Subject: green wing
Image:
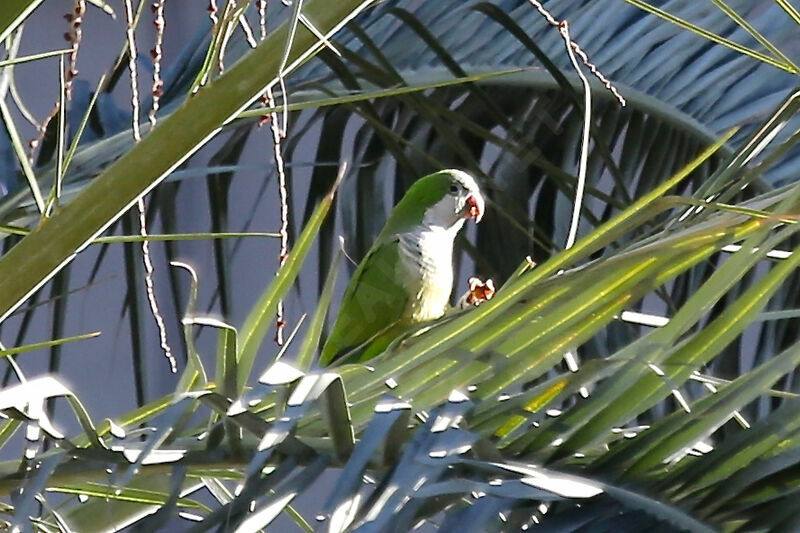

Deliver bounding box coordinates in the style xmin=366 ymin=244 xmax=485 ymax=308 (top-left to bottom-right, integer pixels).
xmin=319 ymin=238 xmax=410 ymax=366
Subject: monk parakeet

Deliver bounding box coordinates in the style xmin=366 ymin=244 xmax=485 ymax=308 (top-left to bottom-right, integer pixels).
xmin=319 ymin=169 xmax=484 ymax=366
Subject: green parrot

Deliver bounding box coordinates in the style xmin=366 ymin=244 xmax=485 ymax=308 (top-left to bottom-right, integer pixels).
xmin=319 ymin=169 xmax=485 ymax=366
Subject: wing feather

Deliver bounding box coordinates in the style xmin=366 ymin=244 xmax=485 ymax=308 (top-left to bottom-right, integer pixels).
xmin=319 ymin=238 xmax=409 ymax=365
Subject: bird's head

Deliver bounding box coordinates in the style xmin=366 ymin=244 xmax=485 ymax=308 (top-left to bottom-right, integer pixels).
xmin=422 ymin=170 xmax=484 ymax=230
xmin=379 ymin=169 xmax=485 ymax=238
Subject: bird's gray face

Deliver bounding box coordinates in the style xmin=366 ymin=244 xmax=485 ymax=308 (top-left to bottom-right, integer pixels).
xmin=424 ymin=170 xmax=485 ymax=229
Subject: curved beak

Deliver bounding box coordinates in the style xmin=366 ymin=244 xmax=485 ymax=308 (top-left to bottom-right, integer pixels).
xmin=464 ymin=194 xmax=484 ymax=223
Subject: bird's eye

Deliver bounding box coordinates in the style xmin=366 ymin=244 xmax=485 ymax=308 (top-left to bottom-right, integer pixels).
xmin=449 ymin=184 xmax=459 ymax=193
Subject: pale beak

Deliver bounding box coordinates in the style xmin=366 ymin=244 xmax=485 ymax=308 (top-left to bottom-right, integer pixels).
xmin=464 ymin=194 xmax=484 ymax=223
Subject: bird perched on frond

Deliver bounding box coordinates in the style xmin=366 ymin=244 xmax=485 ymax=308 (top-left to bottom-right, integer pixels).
xmin=319 ymin=169 xmax=485 ymax=366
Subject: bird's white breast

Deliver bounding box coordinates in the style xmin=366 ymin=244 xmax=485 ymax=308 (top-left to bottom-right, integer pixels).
xmin=398 ymin=224 xmax=460 ymax=322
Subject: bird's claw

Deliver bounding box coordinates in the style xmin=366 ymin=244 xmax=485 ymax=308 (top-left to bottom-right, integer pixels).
xmin=458 ymin=277 xmax=495 ymax=309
